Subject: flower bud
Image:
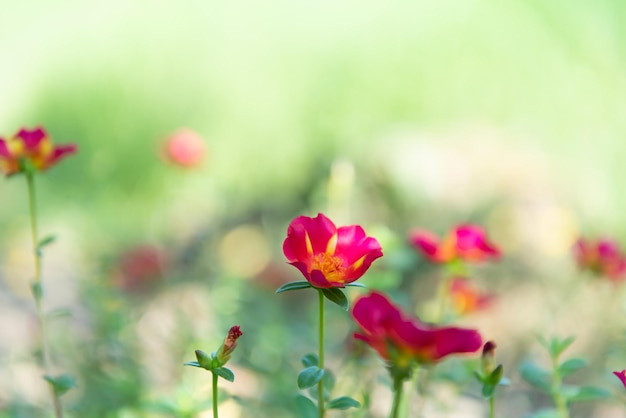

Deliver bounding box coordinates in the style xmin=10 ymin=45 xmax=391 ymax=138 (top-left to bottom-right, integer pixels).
xmin=215 ymin=325 xmax=243 ymax=366
xmin=482 ymin=341 xmax=497 ymax=375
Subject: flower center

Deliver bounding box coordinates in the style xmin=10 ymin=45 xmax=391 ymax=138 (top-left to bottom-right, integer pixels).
xmin=311 ymin=253 xmax=346 ymax=283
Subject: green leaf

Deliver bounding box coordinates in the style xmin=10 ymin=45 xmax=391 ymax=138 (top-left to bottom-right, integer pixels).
xmin=321 ymin=288 xmax=348 ymax=311
xmin=323 ymin=370 xmax=336 ymax=391
xmin=30 ymin=282 xmax=43 ymax=300
xmin=294 ymin=395 xmax=317 ymax=418
xmin=519 ymin=361 xmax=551 ymax=392
xmin=47 ymin=307 xmax=73 ymax=319
xmin=528 ymin=409 xmax=561 ymax=418
xmin=37 ymin=235 xmax=56 ymax=250
xmin=482 ymin=382 xmax=496 ymax=398
xmin=566 ymin=386 xmax=610 ymax=402
xmin=545 ymin=336 xmax=575 ymax=358
xmin=473 ymin=371 xmax=485 ymax=384
xmin=275 ymin=281 xmax=312 ymax=294
xmin=301 ymin=353 xmax=318 ymax=368
xmin=184 ymin=361 xmax=201 ymax=368
xmin=558 ymin=358 xmax=587 ymax=377
xmin=43 ymin=374 xmax=76 ymax=397
xmin=327 ymin=396 xmax=361 ymax=410
xmin=344 ymin=283 xmax=366 ymax=288
xmin=214 ymin=367 xmax=235 ymax=383
xmin=194 ymin=349 xmax=215 ymax=369
xmin=487 ymin=365 xmax=504 ymax=385
xmin=298 ymin=366 xmax=325 ymax=389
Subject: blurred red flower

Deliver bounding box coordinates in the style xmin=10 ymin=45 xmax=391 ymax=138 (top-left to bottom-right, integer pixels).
xmin=449 ymin=278 xmax=493 ymax=315
xmin=0 ymin=126 xmax=77 ymax=176
xmin=112 ymin=245 xmax=168 ymax=292
xmin=162 ymin=128 xmax=206 ymax=168
xmin=614 ymin=370 xmax=626 ymax=388
xmin=282 ymin=213 xmax=383 ymax=288
xmin=573 ymin=238 xmax=626 ymax=281
xmin=409 ymin=224 xmax=500 ymax=264
xmin=351 ymin=291 xmax=482 ymax=366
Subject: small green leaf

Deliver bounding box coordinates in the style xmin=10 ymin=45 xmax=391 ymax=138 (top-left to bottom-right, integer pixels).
xmin=546 ymin=336 xmax=575 ymax=358
xmin=519 ymin=361 xmax=551 ymax=392
xmin=276 ymin=281 xmax=312 ymax=294
xmin=31 ymin=282 xmax=43 ymax=300
xmin=528 ymin=409 xmax=561 ymax=418
xmin=327 ymin=396 xmax=361 ymax=410
xmin=43 ymin=374 xmax=76 ymax=397
xmin=323 ymin=370 xmax=336 ymax=391
xmin=47 ymin=307 xmax=73 ymax=319
xmin=487 ymin=365 xmax=504 ymax=385
xmin=301 ymin=353 xmax=318 ymax=368
xmin=321 ymin=288 xmax=348 ymax=311
xmin=558 ymin=358 xmax=587 ymax=377
xmin=298 ymin=366 xmax=324 ymax=389
xmin=184 ymin=361 xmax=201 ymax=368
xmin=194 ymin=349 xmax=214 ymax=370
xmin=294 ymin=395 xmax=317 ymax=418
xmin=566 ymin=386 xmax=610 ymax=402
xmin=473 ymin=370 xmax=485 ymax=384
xmin=214 ymin=367 xmax=235 ymax=382
xmin=482 ymin=382 xmax=496 ymax=398
xmin=344 ymin=283 xmax=366 ymax=288
xmin=37 ymin=235 xmax=56 ymax=250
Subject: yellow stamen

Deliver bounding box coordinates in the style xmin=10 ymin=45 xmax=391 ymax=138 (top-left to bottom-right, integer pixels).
xmin=311 ymin=253 xmax=345 ymax=283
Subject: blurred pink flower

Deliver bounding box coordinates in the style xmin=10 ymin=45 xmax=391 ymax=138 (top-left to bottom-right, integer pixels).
xmin=613 ymin=370 xmax=626 ymax=388
xmin=409 ymin=224 xmax=500 ymax=264
xmin=0 ymin=126 xmax=76 ymax=176
xmin=351 ymin=291 xmax=482 ymax=366
xmin=283 ymin=213 xmax=383 ymax=288
xmin=449 ymin=278 xmax=493 ymax=315
xmin=573 ymin=238 xmax=626 ymax=281
xmin=162 ymin=128 xmax=206 ymax=167
xmin=112 ymin=245 xmax=168 ymax=292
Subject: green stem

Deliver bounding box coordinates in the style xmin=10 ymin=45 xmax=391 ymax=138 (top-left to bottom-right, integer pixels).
xmin=489 ymin=396 xmax=495 ymax=418
xmin=26 ymin=173 xmax=63 ymax=418
xmin=317 ymin=289 xmax=325 ymax=418
xmin=389 ymin=377 xmax=404 ymax=418
xmin=551 ymin=353 xmax=569 ymax=418
xmin=212 ymin=371 xmax=219 ymax=418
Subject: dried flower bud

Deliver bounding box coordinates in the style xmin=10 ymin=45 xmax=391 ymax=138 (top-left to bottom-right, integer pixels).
xmin=482 ymin=341 xmax=497 ymax=375
xmin=215 ymin=325 xmax=243 ymax=366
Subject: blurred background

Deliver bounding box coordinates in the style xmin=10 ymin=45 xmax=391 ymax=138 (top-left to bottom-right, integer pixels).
xmin=2 ymin=0 xmax=626 ymax=416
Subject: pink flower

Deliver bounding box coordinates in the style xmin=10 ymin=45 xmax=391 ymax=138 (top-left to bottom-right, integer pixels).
xmin=162 ymin=128 xmax=206 ymax=167
xmin=0 ymin=126 xmax=77 ymax=176
xmin=409 ymin=224 xmax=500 ymax=264
xmin=613 ymin=370 xmax=626 ymax=388
xmin=574 ymin=238 xmax=626 ymax=281
xmin=449 ymin=278 xmax=493 ymax=315
xmin=351 ymin=291 xmax=482 ymax=366
xmin=282 ymin=213 xmax=383 ymax=288
xmin=112 ymin=245 xmax=168 ymax=292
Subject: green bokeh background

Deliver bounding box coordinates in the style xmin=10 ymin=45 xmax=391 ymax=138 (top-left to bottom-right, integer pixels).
xmin=2 ymin=1 xmax=626 ymax=417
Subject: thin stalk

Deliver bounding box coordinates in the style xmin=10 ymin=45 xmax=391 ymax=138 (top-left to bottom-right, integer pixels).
xmin=489 ymin=396 xmax=495 ymax=418
xmin=26 ymin=172 xmax=63 ymax=418
xmin=317 ymin=289 xmax=325 ymax=418
xmin=551 ymin=355 xmax=569 ymax=418
xmin=389 ymin=377 xmax=404 ymax=418
xmin=212 ymin=371 xmax=219 ymax=418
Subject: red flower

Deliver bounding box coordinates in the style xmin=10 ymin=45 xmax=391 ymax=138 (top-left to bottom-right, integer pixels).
xmin=0 ymin=126 xmax=76 ymax=176
xmin=282 ymin=213 xmax=383 ymax=288
xmin=162 ymin=128 xmax=206 ymax=168
xmin=573 ymin=238 xmax=626 ymax=281
xmin=409 ymin=224 xmax=500 ymax=264
xmin=614 ymin=370 xmax=626 ymax=388
xmin=351 ymin=291 xmax=482 ymax=366
xmin=449 ymin=278 xmax=493 ymax=315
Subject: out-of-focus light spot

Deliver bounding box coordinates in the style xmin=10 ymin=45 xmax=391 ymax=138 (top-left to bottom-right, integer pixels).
xmin=219 ymin=225 xmax=270 ymax=279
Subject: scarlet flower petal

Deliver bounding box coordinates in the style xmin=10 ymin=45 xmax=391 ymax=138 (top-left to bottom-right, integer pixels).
xmin=15 ymin=127 xmax=47 ymax=150
xmin=614 ymin=370 xmax=626 ymax=389
xmin=408 ymin=229 xmax=441 ymax=262
xmin=352 ymin=291 xmax=482 ymax=366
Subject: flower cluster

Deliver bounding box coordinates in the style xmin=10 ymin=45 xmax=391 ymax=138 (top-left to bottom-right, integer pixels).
xmin=351 ymin=291 xmax=482 ymax=370
xmin=409 ymin=224 xmax=500 ymax=264
xmin=573 ymin=237 xmax=626 ymax=281
xmin=282 ymin=213 xmax=383 ymax=288
xmin=0 ymin=126 xmax=76 ymax=176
